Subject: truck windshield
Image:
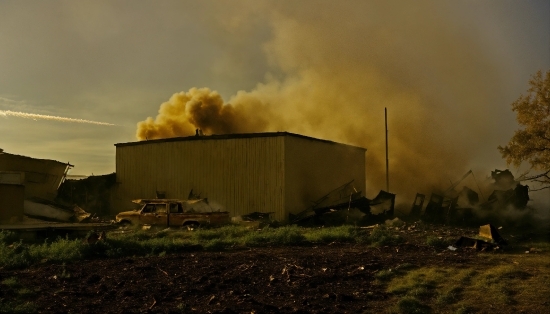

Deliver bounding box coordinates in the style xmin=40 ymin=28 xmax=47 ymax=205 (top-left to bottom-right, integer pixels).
xmin=142 ymin=203 xmax=167 ymax=213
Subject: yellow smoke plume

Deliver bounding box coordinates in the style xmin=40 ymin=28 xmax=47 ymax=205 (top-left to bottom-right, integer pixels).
xmin=136 ymin=1 xmax=509 ymax=198
xmin=136 ymin=88 xmax=273 ymax=140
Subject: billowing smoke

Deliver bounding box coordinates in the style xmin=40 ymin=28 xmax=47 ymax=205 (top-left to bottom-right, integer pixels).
xmin=136 ymin=1 xmax=528 ymax=200
xmin=0 ymin=110 xmax=114 ymax=126
xmin=136 ymin=88 xmax=274 ymax=139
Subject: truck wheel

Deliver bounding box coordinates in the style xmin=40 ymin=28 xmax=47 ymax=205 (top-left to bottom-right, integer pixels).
xmin=119 ymin=220 xmax=132 ymax=227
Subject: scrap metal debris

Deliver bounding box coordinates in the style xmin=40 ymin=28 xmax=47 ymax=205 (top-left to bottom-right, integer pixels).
xmin=232 ymin=212 xmax=276 ymax=228
xmin=454 ymin=223 xmax=506 ymax=251
xmin=24 ymin=197 xmax=92 ymax=223
xmin=291 ymin=181 xmax=395 ymax=226
xmin=413 ymin=169 xmax=530 ymax=226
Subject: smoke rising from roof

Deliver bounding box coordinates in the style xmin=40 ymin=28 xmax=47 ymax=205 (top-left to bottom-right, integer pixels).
xmin=136 ymin=1 xmax=544 ymax=198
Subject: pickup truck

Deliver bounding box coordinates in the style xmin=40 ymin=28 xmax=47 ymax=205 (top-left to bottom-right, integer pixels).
xmin=115 ymin=199 xmax=230 ymax=228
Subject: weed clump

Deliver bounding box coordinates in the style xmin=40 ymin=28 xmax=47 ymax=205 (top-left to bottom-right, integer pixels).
xmin=368 ymin=226 xmax=403 ymax=246
xmin=425 ymin=236 xmax=450 ymax=249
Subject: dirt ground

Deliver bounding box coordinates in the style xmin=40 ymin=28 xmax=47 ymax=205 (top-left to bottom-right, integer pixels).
xmin=1 ymin=225 xmax=548 ymax=314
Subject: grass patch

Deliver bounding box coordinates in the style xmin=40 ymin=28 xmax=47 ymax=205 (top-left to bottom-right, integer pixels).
xmin=379 ymin=258 xmax=546 ymax=313
xmin=0 ymin=273 xmax=37 ymax=313
xmin=304 ymin=225 xmax=358 ymax=243
xmin=367 ymin=226 xmax=404 ymax=246
xmin=425 ymin=236 xmax=450 ymax=249
xmin=1 ymin=277 xmax=18 ymax=287
xmin=392 ymin=296 xmax=431 ymax=314
xmin=0 ymin=300 xmax=37 ymax=314
xmin=386 ymin=268 xmax=441 ymax=295
xmin=243 ymin=226 xmax=305 ymax=246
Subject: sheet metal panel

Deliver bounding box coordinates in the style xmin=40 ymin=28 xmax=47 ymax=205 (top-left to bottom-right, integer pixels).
xmin=284 ymin=136 xmax=366 ymax=216
xmin=115 ymin=136 xmax=286 ymax=220
xmin=0 ymin=153 xmax=69 ymax=201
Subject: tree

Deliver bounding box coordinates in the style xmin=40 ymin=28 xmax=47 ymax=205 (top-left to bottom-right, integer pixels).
xmin=498 ymin=70 xmax=550 ymax=190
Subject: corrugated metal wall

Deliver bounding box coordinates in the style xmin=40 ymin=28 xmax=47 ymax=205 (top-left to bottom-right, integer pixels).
xmin=0 ymin=153 xmax=69 ymax=201
xmin=114 ymin=136 xmax=286 ymax=220
xmin=284 ymin=136 xmax=366 ymax=217
xmin=114 ymin=133 xmax=366 ymax=222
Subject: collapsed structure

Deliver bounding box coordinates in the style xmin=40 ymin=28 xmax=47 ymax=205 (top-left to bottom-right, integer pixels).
xmin=291 ymin=180 xmax=395 ymax=226
xmin=113 ymin=132 xmax=367 ymax=222
xmin=412 ymin=169 xmax=530 ymax=225
xmin=0 ymin=150 xmax=90 ymax=223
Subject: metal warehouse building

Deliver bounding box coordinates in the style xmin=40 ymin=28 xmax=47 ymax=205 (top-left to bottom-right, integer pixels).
xmin=112 ymin=132 xmax=366 ymax=222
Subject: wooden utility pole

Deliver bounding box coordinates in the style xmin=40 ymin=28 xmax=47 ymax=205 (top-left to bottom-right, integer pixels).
xmin=385 ymin=107 xmax=389 ymax=192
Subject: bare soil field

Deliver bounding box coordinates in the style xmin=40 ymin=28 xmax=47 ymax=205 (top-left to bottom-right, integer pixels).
xmin=1 ymin=225 xmax=549 ymax=314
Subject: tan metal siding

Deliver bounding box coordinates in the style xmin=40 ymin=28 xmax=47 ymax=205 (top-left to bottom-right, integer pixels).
xmin=114 ymin=137 xmax=286 ymax=221
xmin=284 ymin=136 xmax=366 ymax=217
xmin=0 ymin=153 xmax=68 ymax=201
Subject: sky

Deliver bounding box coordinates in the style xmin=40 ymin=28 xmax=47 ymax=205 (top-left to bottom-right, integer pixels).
xmin=0 ymin=0 xmax=549 ymax=202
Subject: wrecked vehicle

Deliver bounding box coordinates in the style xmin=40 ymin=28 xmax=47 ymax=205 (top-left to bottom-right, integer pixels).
xmin=115 ymin=199 xmax=230 ymax=228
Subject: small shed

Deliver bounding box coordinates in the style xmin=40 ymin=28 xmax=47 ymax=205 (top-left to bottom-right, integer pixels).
xmin=113 ymin=132 xmax=366 ymax=222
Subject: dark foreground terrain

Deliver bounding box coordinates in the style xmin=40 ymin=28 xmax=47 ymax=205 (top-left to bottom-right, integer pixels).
xmin=1 ymin=225 xmax=549 ymax=314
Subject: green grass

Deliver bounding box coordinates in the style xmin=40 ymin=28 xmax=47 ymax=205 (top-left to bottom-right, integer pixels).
xmin=425 ymin=236 xmax=450 ymax=249
xmin=0 ymin=300 xmax=37 ymax=314
xmin=392 ymin=296 xmax=431 ymax=314
xmin=367 ymin=226 xmax=404 ymax=246
xmin=376 ymin=253 xmax=550 ymax=314
xmin=0 ymin=225 xmax=409 ymax=269
xmin=0 ymin=273 xmax=37 ymax=313
xmin=303 ymin=225 xmax=359 ymax=243
xmin=1 ymin=277 xmax=18 ymax=287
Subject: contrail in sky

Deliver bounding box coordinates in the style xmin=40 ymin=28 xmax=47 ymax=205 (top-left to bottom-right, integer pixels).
xmin=0 ymin=110 xmax=114 ymax=126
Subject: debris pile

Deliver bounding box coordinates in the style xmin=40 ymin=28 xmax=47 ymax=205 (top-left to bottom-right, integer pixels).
xmin=413 ymin=169 xmax=531 ymax=226
xmin=232 ymin=212 xmax=276 ymax=229
xmin=291 ymin=181 xmax=395 ymax=226
xmin=454 ymin=224 xmax=506 ymax=251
